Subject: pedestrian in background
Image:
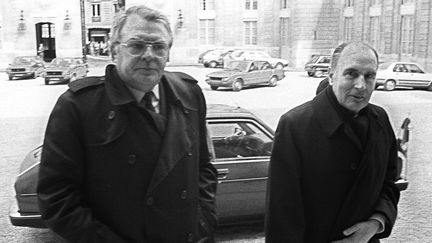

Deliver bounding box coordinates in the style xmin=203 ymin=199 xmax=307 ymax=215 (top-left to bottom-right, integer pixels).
xmin=37 ymin=43 xmax=44 ymax=60
xmin=37 ymin=5 xmax=217 ymax=243
xmin=266 ymin=42 xmax=400 ymax=243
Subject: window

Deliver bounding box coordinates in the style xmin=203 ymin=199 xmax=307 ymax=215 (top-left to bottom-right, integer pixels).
xmin=345 ymin=0 xmax=354 ymax=7
xmin=244 ymin=21 xmax=257 ymax=45
xmin=245 ymin=0 xmax=258 ymax=10
xmin=199 ymin=19 xmax=215 ymax=45
xmin=369 ymin=16 xmax=380 ymax=48
xmin=280 ymin=17 xmax=290 ymax=46
xmin=281 ymin=0 xmax=288 ymax=9
xmin=344 ymin=17 xmax=353 ymax=40
xmin=370 ymin=0 xmax=381 ymax=5
xmin=200 ymin=0 xmax=215 ymax=10
xmin=406 ymin=64 xmax=424 ymax=73
xmin=208 ymin=121 xmax=273 ymax=159
xmin=92 ymin=4 xmax=100 ymax=17
xmin=401 ymin=15 xmax=414 ymax=54
xmin=393 ymin=64 xmax=408 ymax=72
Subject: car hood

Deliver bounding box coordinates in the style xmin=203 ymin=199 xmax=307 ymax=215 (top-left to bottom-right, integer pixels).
xmin=208 ymin=70 xmax=242 ymax=78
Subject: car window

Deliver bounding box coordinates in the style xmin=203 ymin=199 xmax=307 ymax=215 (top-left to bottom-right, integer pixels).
xmin=232 ymin=51 xmax=244 ymax=58
xmin=208 ymin=121 xmax=273 ymax=159
xmin=393 ymin=64 xmax=408 ymax=72
xmin=406 ymin=64 xmax=424 ymax=73
xmin=318 ymin=57 xmax=331 ymax=64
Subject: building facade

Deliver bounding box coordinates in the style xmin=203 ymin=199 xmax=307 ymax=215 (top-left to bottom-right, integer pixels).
xmin=339 ymin=0 xmax=432 ymax=71
xmin=1 ymin=0 xmax=431 ymax=70
xmin=0 ymin=0 xmax=83 ymax=68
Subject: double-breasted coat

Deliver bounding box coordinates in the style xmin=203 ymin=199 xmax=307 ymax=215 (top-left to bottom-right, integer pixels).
xmin=266 ymin=87 xmax=400 ymax=243
xmin=37 ymin=65 xmax=217 ymax=243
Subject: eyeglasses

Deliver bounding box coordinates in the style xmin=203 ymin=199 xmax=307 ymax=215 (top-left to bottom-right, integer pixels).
xmin=119 ymin=41 xmax=169 ymax=57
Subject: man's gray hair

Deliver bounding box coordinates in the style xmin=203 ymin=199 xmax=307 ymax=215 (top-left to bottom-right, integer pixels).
xmin=329 ymin=42 xmax=379 ymax=75
xmin=109 ymin=5 xmax=173 ymax=56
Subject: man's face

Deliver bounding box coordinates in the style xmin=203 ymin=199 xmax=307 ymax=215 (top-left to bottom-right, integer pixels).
xmin=330 ymin=45 xmax=378 ymax=114
xmin=113 ymin=14 xmax=171 ymax=92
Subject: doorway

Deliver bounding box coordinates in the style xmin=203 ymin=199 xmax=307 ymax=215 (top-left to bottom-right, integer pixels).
xmin=35 ymin=22 xmax=56 ymax=62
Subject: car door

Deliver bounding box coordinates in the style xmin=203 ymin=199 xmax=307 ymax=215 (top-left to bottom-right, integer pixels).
xmin=392 ymin=64 xmax=411 ymax=84
xmin=404 ymin=64 xmax=431 ymax=87
xmin=248 ymin=61 xmax=264 ymax=85
xmin=207 ymin=118 xmax=273 ymax=223
xmin=241 ymin=62 xmax=257 ymax=86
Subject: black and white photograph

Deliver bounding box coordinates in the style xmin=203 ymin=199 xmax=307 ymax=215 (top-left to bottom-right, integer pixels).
xmin=0 ymin=0 xmax=431 ymax=242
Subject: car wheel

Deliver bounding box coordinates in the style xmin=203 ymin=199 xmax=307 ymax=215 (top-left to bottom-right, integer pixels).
xmin=210 ymin=85 xmax=218 ymax=90
xmin=232 ymin=79 xmax=243 ymax=91
xmin=314 ymin=70 xmax=324 ymax=78
xmin=203 ymin=63 xmax=209 ymax=68
xmin=44 ymin=78 xmax=49 ymax=85
xmin=307 ymin=72 xmax=314 ymax=77
xmin=275 ymin=63 xmax=284 ymax=70
xmin=269 ymin=76 xmax=278 ymax=87
xmin=384 ymin=80 xmax=396 ymax=91
xmin=209 ymin=61 xmax=217 ymax=68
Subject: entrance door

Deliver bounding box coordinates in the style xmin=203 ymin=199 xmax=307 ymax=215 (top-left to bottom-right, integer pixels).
xmin=35 ymin=23 xmax=56 ymax=62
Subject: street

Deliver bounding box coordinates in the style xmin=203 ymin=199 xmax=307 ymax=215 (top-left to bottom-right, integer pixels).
xmin=0 ymin=64 xmax=431 ymax=242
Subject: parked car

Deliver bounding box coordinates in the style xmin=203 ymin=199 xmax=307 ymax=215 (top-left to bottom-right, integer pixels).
xmin=197 ymin=49 xmax=215 ymax=64
xmin=229 ymin=50 xmax=289 ymax=69
xmin=205 ymin=60 xmax=285 ymax=91
xmin=304 ymin=54 xmax=331 ymax=77
xmin=376 ymin=62 xmax=432 ymax=91
xmin=201 ymin=49 xmax=234 ymax=68
xmin=9 ymin=104 xmax=410 ymax=227
xmin=43 ymin=57 xmax=88 ymax=85
xmin=5 ymin=56 xmax=45 ymax=80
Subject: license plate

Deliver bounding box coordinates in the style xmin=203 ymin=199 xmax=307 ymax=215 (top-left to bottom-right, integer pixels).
xmin=49 ymin=78 xmax=60 ymax=81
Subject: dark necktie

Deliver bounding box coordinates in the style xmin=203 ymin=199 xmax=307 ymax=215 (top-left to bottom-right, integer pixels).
xmin=142 ymin=91 xmax=155 ymax=112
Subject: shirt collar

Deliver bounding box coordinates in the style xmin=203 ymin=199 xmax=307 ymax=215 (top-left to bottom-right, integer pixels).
xmin=127 ymin=83 xmax=160 ymax=104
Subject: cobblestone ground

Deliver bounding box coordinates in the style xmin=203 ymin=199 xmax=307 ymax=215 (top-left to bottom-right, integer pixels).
xmin=0 ymin=65 xmax=431 ymax=242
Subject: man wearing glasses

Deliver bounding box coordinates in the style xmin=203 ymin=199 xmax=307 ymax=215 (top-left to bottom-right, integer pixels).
xmin=37 ymin=5 xmax=217 ymax=243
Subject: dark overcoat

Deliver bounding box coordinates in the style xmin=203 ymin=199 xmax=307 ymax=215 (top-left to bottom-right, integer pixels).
xmin=37 ymin=65 xmax=217 ymax=243
xmin=266 ymin=87 xmax=400 ymax=243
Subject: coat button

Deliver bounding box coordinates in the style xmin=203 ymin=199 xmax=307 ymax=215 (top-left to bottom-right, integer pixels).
xmin=186 ymin=232 xmax=194 ymax=242
xmin=187 ymin=152 xmax=192 ymax=157
xmin=350 ymin=162 xmax=358 ymax=170
xmin=183 ymin=109 xmax=190 ymax=115
xmin=146 ymin=197 xmax=154 ymax=206
xmin=180 ymin=190 xmax=187 ymax=200
xmin=127 ymin=154 xmax=136 ymax=164
xmin=108 ymin=110 xmax=115 ymax=120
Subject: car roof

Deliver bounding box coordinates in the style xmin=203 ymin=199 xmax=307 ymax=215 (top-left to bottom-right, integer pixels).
xmin=207 ymin=104 xmax=257 ymax=119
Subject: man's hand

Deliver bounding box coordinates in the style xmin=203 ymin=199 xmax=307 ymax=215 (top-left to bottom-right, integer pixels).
xmin=331 ymin=220 xmax=380 ymax=243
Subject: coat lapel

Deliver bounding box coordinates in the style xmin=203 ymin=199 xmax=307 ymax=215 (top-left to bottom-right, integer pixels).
xmin=146 ymin=73 xmax=196 ymax=194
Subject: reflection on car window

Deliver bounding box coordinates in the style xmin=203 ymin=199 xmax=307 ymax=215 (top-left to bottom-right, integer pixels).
xmin=208 ymin=121 xmax=273 ymax=159
xmin=406 ymin=64 xmax=424 ymax=73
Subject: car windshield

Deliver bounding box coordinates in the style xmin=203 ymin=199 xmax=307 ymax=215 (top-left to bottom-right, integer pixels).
xmin=378 ymin=62 xmax=392 ymax=70
xmin=50 ymin=58 xmax=73 ymax=67
xmin=225 ymin=61 xmax=249 ymax=71
xmin=12 ymin=57 xmax=35 ymax=65
xmin=309 ymin=55 xmax=320 ymax=63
